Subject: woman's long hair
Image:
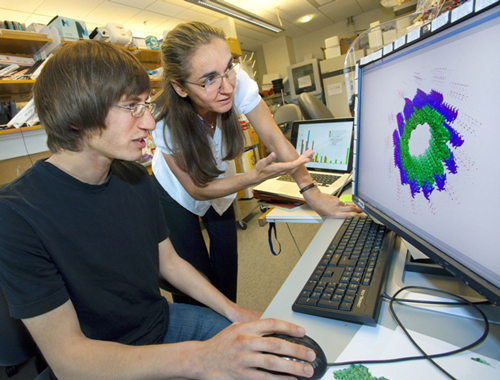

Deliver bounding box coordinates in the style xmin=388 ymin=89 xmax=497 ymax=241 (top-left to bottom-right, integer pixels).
xmin=156 ymin=21 xmax=244 ymax=187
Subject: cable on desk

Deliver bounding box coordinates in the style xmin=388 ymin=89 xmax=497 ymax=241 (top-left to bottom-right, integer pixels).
xmin=329 ymin=286 xmax=490 ymax=380
xmin=382 ymin=292 xmax=491 ymax=306
xmin=286 ymin=222 xmax=302 ymax=257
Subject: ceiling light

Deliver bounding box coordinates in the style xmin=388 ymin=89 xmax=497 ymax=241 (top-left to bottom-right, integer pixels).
xmin=185 ymin=0 xmax=285 ymax=33
xmin=299 ymin=15 xmax=313 ymax=23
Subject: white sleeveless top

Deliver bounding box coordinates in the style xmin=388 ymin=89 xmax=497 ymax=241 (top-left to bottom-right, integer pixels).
xmin=152 ymin=69 xmax=261 ymax=216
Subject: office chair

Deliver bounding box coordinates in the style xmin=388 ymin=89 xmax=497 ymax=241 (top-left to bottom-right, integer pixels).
xmin=0 ymin=287 xmax=50 ymax=379
xmin=297 ymin=92 xmax=334 ymax=120
xmin=273 ymin=103 xmax=302 ymax=141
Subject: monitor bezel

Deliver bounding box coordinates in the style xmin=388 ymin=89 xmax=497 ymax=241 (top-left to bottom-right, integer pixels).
xmin=290 ymin=118 xmax=355 ymax=174
xmin=287 ymin=58 xmax=323 ymax=101
xmin=352 ymin=2 xmax=500 ymax=306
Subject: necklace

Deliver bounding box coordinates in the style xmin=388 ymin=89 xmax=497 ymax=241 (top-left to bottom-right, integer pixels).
xmin=202 ymin=119 xmax=215 ymax=129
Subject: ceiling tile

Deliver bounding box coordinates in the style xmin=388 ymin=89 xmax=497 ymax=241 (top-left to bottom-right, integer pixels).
xmin=175 ymin=8 xmax=220 ymax=23
xmin=274 ymin=0 xmax=319 ymax=21
xmin=84 ymin=1 xmax=142 ymax=26
xmin=146 ymin=1 xmax=187 ymax=16
xmin=34 ymin=0 xmax=104 ymax=20
xmin=109 ymin=0 xmax=156 ymax=8
xmin=148 ymin=17 xmax=185 ymax=35
xmin=123 ymin=10 xmax=170 ymax=32
xmin=356 ymin=0 xmax=384 ymax=13
xmin=319 ymin=0 xmax=363 ymax=23
xmin=0 ymin=0 xmax=43 ymax=13
xmin=0 ymin=9 xmax=32 ymax=23
xmin=163 ymin=0 xmax=191 ymax=7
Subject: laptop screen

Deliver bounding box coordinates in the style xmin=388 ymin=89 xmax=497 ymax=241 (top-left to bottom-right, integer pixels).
xmin=290 ymin=118 xmax=354 ymax=173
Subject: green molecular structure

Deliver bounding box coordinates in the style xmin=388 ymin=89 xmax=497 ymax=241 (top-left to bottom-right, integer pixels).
xmin=399 ymin=105 xmax=450 ymax=190
xmin=333 ymin=364 xmax=389 ymax=380
xmin=393 ymin=89 xmax=463 ymax=200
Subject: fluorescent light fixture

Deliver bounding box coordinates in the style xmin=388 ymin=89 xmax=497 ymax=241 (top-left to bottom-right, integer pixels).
xmin=185 ymin=0 xmax=285 ymax=33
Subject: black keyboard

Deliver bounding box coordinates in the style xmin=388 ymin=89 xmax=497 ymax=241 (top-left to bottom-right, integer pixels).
xmin=277 ymin=173 xmax=341 ymax=187
xmin=292 ymin=216 xmax=395 ymax=324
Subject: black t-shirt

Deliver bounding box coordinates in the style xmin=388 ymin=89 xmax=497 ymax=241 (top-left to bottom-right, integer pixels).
xmin=0 ymin=159 xmax=170 ymax=345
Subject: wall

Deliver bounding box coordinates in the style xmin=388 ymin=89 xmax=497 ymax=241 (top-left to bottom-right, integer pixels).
xmin=255 ymin=7 xmax=395 ymax=88
xmin=292 ymin=7 xmax=395 ymax=63
xmin=262 ymin=35 xmax=296 ymax=79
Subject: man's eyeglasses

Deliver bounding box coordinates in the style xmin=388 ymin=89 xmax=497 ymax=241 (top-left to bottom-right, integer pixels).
xmin=185 ymin=62 xmax=239 ymax=94
xmin=113 ymin=102 xmax=156 ymax=118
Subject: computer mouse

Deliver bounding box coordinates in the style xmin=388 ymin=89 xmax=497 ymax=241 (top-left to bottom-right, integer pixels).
xmin=262 ymin=333 xmax=328 ymax=380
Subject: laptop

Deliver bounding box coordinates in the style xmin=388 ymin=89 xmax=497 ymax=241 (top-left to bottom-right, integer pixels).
xmin=253 ymin=118 xmax=354 ymax=201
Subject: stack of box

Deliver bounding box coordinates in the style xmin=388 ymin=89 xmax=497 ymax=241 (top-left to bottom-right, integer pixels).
xmin=340 ymin=35 xmax=358 ymax=54
xmin=368 ymin=21 xmax=383 ymax=50
xmin=324 ymin=35 xmax=341 ymax=59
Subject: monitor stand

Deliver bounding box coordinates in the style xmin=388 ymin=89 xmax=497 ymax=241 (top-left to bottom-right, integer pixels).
xmin=385 ymin=237 xmax=487 ymax=319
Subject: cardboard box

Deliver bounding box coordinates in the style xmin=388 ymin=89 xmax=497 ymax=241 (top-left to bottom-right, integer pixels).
xmin=227 ymin=37 xmax=242 ymax=57
xmin=48 ymin=16 xmax=89 ymax=41
xmin=340 ymin=35 xmax=358 ymax=54
xmin=324 ymin=35 xmax=340 ymax=48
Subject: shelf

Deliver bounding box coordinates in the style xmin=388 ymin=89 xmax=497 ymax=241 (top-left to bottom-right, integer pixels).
xmin=0 ymin=125 xmax=43 ymax=135
xmin=0 ymin=33 xmax=52 ymax=55
xmin=0 ymin=80 xmax=35 ymax=97
xmin=127 ymin=47 xmax=161 ymax=64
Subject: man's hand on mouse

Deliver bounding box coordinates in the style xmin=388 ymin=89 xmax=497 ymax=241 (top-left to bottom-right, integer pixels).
xmin=191 ymin=318 xmax=316 ymax=379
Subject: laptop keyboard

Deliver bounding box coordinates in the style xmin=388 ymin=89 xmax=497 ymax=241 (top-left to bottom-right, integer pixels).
xmin=292 ymin=216 xmax=395 ymax=324
xmin=277 ymin=173 xmax=341 ymax=187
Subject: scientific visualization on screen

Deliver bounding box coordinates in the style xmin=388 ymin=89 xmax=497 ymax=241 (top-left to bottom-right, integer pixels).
xmin=295 ymin=121 xmax=352 ymax=171
xmin=393 ymin=88 xmax=464 ymax=200
xmin=356 ymin=7 xmax=500 ymax=293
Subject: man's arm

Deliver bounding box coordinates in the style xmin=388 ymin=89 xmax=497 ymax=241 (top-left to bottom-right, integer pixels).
xmin=158 ymin=237 xmax=260 ymax=322
xmin=23 ymin=298 xmax=316 ymax=379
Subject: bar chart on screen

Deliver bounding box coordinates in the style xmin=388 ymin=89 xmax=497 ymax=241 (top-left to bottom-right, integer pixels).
xmin=297 ymin=127 xmax=350 ymax=166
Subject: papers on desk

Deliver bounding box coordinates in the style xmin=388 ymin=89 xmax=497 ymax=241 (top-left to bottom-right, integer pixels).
xmin=266 ymin=204 xmax=324 ymax=223
xmin=321 ymin=324 xmax=499 ymax=379
xmin=264 ymin=195 xmax=355 ymax=224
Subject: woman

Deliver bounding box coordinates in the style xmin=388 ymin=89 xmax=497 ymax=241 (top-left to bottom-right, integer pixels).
xmin=152 ymin=21 xmax=362 ymax=304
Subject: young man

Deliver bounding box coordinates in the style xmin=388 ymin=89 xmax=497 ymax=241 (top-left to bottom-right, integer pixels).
xmin=0 ymin=41 xmax=316 ymax=379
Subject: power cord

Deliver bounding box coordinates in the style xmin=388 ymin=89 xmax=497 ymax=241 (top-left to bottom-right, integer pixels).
xmin=19 ymin=124 xmax=34 ymax=166
xmin=329 ymin=286 xmax=490 ymax=380
xmin=286 ymin=222 xmax=302 ymax=257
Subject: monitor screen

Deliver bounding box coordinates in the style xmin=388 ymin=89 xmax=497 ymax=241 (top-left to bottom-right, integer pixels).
xmin=290 ymin=119 xmax=354 ymax=172
xmin=354 ymin=3 xmax=500 ymax=305
xmin=287 ymin=59 xmax=323 ymax=101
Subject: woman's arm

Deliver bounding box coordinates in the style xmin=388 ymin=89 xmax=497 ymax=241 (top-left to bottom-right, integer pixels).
xmin=246 ymin=99 xmax=363 ymax=218
xmin=162 ymin=148 xmax=313 ymax=201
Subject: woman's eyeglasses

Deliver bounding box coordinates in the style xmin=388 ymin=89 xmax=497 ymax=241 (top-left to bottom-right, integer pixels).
xmin=185 ymin=62 xmax=240 ymax=93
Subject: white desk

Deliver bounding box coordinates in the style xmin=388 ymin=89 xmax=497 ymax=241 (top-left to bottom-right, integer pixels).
xmin=262 ymin=218 xmax=500 ymax=376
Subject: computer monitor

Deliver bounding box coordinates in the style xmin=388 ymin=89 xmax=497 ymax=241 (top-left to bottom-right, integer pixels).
xmin=287 ymin=58 xmax=323 ymax=101
xmin=353 ymin=2 xmax=500 ymax=306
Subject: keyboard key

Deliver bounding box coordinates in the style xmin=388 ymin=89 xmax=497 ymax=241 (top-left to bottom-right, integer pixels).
xmin=340 ymin=302 xmax=353 ymax=311
xmin=297 ymin=297 xmax=317 ymax=306
xmin=318 ymin=300 xmax=340 ymax=309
